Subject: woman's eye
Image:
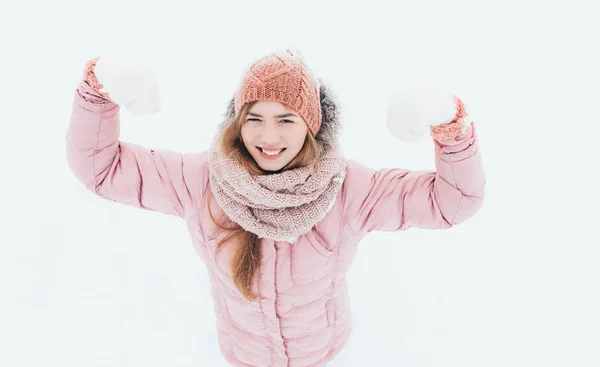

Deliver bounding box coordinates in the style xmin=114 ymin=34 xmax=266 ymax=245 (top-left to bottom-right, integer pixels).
xmin=246 ymin=118 xmax=293 ymax=123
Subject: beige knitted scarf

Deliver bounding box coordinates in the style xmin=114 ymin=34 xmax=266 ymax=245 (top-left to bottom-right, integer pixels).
xmin=207 ymin=146 xmax=347 ymax=243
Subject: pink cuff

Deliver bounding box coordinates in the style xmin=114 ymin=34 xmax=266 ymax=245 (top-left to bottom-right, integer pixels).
xmin=83 ymin=57 xmax=111 ymax=100
xmin=430 ymin=96 xmax=469 ymax=141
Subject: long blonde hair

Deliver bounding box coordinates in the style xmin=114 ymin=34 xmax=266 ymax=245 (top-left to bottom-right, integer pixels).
xmin=208 ymin=101 xmax=321 ymax=301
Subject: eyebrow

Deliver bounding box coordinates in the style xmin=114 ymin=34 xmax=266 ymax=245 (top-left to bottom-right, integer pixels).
xmin=247 ymin=112 xmax=299 ymax=118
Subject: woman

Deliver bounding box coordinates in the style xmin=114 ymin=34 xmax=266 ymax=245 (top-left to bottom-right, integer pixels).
xmin=66 ymin=49 xmax=485 ymax=367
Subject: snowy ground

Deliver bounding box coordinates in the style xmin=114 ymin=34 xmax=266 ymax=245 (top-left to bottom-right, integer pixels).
xmin=1 ymin=0 xmax=599 ymax=366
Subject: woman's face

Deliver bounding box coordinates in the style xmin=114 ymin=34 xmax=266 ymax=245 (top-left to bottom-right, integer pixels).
xmin=241 ymin=101 xmax=308 ymax=173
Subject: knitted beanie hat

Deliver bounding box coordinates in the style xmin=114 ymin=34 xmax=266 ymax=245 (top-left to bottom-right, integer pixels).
xmin=234 ymin=50 xmax=322 ymax=136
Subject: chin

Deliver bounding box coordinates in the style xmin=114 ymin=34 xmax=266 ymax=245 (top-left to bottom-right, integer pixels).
xmin=257 ymin=161 xmax=288 ymax=173
xmin=255 ymin=156 xmax=292 ymax=173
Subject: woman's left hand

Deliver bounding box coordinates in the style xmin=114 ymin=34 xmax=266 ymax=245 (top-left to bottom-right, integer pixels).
xmin=386 ymin=88 xmax=472 ymax=142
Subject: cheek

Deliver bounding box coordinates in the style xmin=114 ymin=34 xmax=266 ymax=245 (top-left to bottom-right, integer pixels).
xmin=294 ymin=134 xmax=306 ymax=148
xmin=240 ymin=126 xmax=252 ymax=144
xmin=292 ymin=126 xmax=308 ymax=147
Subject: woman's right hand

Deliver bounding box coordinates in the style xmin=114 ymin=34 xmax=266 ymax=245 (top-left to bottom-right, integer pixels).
xmin=86 ymin=48 xmax=161 ymax=116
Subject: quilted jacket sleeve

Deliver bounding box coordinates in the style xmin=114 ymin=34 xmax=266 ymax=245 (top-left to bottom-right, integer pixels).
xmin=65 ymin=81 xmax=209 ymax=219
xmin=343 ymin=122 xmax=485 ymax=235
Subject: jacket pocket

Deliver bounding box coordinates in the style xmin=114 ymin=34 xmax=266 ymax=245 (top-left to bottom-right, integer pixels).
xmin=291 ymin=230 xmax=335 ymax=284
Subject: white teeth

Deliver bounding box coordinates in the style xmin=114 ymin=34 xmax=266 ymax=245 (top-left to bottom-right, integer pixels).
xmin=260 ymin=148 xmax=283 ymax=156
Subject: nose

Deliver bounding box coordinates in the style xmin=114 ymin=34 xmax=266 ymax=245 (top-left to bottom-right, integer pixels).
xmin=260 ymin=123 xmax=280 ymax=145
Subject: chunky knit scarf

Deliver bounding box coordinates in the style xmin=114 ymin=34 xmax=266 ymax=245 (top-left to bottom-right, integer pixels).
xmin=207 ymin=146 xmax=347 ymax=243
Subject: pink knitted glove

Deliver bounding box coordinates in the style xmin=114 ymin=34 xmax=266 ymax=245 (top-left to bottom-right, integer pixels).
xmin=429 ymin=96 xmax=472 ymax=141
xmin=83 ymin=57 xmax=111 ymax=99
xmin=386 ymin=88 xmax=473 ymax=142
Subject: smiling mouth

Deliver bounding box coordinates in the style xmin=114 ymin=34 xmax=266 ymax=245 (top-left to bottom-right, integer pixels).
xmin=257 ymin=147 xmax=286 ymax=158
xmin=258 ymin=147 xmax=285 ymax=154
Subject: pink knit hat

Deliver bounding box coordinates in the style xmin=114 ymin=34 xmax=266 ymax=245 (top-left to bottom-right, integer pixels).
xmin=234 ymin=50 xmax=322 ymax=136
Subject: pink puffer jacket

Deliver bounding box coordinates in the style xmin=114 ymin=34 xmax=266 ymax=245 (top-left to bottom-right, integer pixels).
xmin=66 ymin=81 xmax=485 ymax=367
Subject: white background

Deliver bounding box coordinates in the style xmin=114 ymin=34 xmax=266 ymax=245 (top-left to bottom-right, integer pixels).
xmin=1 ymin=0 xmax=599 ymax=366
